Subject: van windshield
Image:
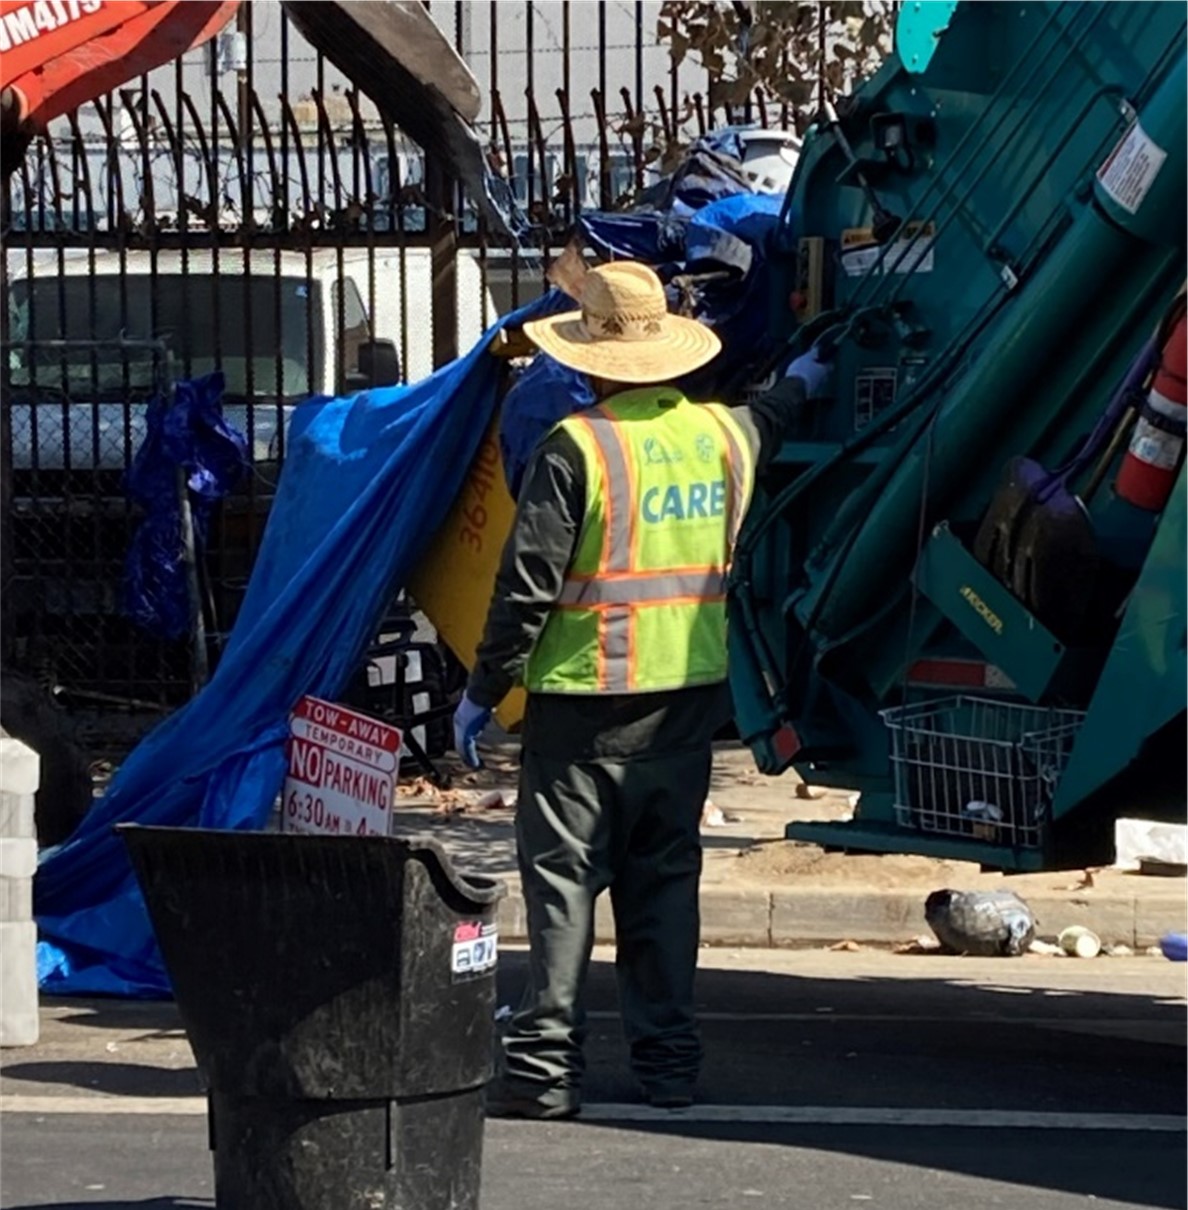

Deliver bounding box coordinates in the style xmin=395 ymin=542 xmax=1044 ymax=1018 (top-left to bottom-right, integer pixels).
xmin=7 ymin=274 xmax=323 ymax=399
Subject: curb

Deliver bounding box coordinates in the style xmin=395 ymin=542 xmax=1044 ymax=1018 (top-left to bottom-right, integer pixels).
xmin=495 ymin=884 xmax=1188 ymax=950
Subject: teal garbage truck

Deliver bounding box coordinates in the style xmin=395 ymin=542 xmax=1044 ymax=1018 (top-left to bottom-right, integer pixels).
xmin=729 ymin=0 xmax=1186 ymax=871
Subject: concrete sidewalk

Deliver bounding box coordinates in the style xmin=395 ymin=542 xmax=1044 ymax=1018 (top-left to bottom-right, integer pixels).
xmin=394 ymin=744 xmax=1188 ymax=951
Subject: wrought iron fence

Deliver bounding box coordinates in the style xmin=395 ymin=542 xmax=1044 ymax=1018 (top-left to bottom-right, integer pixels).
xmin=0 ymin=0 xmax=797 ymax=750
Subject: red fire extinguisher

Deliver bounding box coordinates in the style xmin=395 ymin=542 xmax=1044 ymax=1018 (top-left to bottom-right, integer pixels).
xmin=1115 ymin=308 xmax=1188 ymax=512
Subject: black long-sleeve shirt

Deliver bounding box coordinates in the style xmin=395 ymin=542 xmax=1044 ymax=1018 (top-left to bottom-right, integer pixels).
xmin=467 ymin=377 xmax=806 ymax=761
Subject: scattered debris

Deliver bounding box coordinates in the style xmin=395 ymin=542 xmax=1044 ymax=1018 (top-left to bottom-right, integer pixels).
xmin=794 ymin=782 xmax=820 ymax=800
xmin=395 ymin=778 xmax=520 ymax=815
xmin=701 ymin=799 xmax=742 ymax=828
xmin=702 ymin=801 xmax=727 ymax=828
xmin=474 ymin=789 xmax=514 ymax=811
xmin=1058 ymin=926 xmax=1102 ymax=959
xmin=395 ymin=778 xmax=479 ymax=816
xmin=827 ymin=939 xmax=863 ymax=952
xmin=1146 ymin=946 xmax=1165 ymax=957
xmin=735 ymin=841 xmax=973 ymax=888
xmin=924 ymin=888 xmax=1036 ymax=957
xmin=1104 ymin=943 xmax=1133 ymax=957
xmin=1027 ymin=939 xmax=1063 ymax=957
xmin=892 ymin=934 xmax=942 ymax=955
xmin=1059 ymin=868 xmax=1101 ymax=891
xmin=397 ymin=777 xmax=442 ymax=800
xmin=731 ymin=771 xmax=769 ymax=786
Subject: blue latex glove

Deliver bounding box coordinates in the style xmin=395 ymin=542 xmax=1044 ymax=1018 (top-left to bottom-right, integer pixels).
xmin=453 ymin=693 xmax=492 ymax=770
xmin=784 ymin=345 xmax=833 ymax=398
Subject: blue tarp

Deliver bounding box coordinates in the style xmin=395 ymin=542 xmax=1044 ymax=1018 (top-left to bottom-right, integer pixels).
xmin=498 ymin=356 xmax=596 ymax=499
xmin=35 ymin=292 xmax=567 ymax=998
xmin=123 ymin=372 xmax=248 ymax=641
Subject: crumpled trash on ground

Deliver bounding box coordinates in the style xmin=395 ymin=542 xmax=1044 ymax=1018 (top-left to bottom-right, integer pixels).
xmin=701 ymin=799 xmax=742 ymax=829
xmin=892 ymin=934 xmax=943 ymax=955
xmin=395 ymin=779 xmax=516 ymax=815
xmin=473 ymin=789 xmax=515 ymax=811
xmin=924 ymin=888 xmax=1037 ymax=957
xmin=1027 ymin=939 xmax=1063 ymax=956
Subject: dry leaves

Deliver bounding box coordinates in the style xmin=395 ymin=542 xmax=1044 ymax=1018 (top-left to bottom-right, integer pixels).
xmin=394 ymin=779 xmax=516 ymax=816
xmin=1058 ymin=868 xmax=1102 ymax=891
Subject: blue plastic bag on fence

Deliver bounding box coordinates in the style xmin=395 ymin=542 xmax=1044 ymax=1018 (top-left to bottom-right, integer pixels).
xmin=123 ymin=372 xmax=247 ymax=640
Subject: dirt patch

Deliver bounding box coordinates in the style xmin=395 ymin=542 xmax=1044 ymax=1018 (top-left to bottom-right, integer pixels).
xmin=728 ymin=839 xmax=981 ymax=888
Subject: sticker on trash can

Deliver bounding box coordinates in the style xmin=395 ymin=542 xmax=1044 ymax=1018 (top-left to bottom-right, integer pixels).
xmin=452 ymin=921 xmax=498 ymax=979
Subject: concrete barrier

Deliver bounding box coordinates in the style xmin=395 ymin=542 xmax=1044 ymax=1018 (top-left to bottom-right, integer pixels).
xmin=1 ymin=736 xmax=40 ymax=1047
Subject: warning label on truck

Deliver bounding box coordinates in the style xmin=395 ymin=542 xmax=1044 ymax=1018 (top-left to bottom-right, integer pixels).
xmin=1097 ymin=121 xmax=1166 ymax=215
xmin=841 ymin=222 xmax=935 ymax=277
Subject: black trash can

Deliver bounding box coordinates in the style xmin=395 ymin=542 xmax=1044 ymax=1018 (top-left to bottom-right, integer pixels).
xmin=120 ymin=826 xmax=504 ymax=1210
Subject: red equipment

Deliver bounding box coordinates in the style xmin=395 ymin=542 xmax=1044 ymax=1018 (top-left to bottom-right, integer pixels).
xmin=0 ymin=0 xmax=237 ymax=163
xmin=1115 ymin=309 xmax=1188 ymax=512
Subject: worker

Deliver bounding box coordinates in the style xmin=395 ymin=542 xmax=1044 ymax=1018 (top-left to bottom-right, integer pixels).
xmin=453 ymin=260 xmax=831 ymax=1119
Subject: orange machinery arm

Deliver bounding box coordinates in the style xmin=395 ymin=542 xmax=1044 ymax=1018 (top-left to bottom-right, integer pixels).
xmin=0 ymin=0 xmax=237 ymax=156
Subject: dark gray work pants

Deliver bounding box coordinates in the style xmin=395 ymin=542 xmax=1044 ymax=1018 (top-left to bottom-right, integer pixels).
xmin=500 ymin=744 xmax=712 ymax=1106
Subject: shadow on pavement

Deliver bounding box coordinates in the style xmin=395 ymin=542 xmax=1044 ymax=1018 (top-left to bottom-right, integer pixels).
xmin=5 ymin=1202 xmax=211 ymax=1209
xmin=579 ymin=1119 xmax=1185 ymax=1210
xmin=560 ymin=957 xmax=1188 ymax=1209
xmin=38 ymin=999 xmax=183 ymax=1032
xmin=1 ymin=1061 xmax=201 ymax=1098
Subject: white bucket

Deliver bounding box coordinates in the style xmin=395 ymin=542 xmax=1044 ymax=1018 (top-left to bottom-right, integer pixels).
xmin=737 ymin=130 xmax=802 ymax=195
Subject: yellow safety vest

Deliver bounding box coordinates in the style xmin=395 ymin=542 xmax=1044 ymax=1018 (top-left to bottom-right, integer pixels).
xmin=524 ymin=388 xmax=755 ymax=695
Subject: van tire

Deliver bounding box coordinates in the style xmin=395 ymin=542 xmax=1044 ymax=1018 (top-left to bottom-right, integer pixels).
xmin=0 ymin=672 xmax=93 ymax=848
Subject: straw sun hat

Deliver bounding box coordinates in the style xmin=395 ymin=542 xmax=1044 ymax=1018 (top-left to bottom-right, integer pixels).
xmin=522 ymin=261 xmax=721 ymax=384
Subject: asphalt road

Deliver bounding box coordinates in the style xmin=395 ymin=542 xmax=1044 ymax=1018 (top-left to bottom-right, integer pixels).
xmin=2 ymin=948 xmax=1185 ymax=1210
